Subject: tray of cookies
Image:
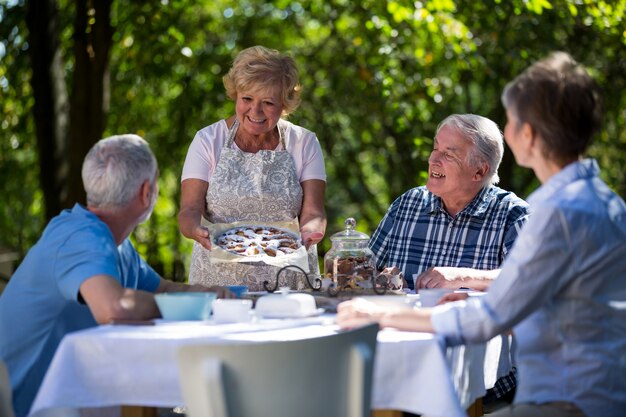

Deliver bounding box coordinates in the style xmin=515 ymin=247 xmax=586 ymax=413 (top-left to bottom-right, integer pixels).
xmin=205 ymin=219 xmax=309 ymax=272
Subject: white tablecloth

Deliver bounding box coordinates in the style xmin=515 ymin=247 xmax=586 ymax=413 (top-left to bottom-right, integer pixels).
xmin=29 ymin=315 xmax=507 ymax=417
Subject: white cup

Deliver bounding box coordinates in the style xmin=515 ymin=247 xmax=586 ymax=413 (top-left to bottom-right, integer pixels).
xmin=212 ymin=299 xmax=253 ymax=323
xmin=419 ymin=289 xmax=452 ymax=308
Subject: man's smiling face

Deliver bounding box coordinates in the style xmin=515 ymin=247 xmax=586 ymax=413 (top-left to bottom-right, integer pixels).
xmin=426 ymin=124 xmax=484 ymax=212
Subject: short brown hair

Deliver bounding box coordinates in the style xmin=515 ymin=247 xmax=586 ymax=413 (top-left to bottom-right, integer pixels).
xmin=223 ymin=46 xmax=301 ymax=116
xmin=501 ymin=52 xmax=602 ymax=163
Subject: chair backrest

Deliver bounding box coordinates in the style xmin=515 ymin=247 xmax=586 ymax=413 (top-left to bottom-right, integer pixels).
xmin=177 ymin=323 xmax=379 ymax=417
xmin=1 ymin=359 xmax=16 ymax=417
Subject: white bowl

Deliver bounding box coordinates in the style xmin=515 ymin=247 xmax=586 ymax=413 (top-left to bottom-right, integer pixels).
xmin=155 ymin=292 xmax=217 ymax=321
xmin=213 ymin=299 xmax=253 ymax=323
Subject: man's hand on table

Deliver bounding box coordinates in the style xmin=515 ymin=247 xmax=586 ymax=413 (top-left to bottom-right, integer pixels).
xmin=158 ymin=280 xmax=235 ymax=299
xmin=415 ymin=267 xmax=499 ymax=291
xmin=186 ymin=284 xmax=235 ymax=299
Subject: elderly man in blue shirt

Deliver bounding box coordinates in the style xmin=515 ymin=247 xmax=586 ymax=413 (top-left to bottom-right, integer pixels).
xmin=0 ymin=134 xmax=230 ymax=417
xmin=338 ymin=52 xmax=626 ymax=417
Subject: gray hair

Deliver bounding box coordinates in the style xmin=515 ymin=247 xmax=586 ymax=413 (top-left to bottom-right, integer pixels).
xmin=82 ymin=134 xmax=158 ymax=208
xmin=436 ymin=114 xmax=504 ymax=186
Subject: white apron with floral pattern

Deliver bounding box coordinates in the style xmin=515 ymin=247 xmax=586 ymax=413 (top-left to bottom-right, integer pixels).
xmin=188 ymin=119 xmax=320 ymax=291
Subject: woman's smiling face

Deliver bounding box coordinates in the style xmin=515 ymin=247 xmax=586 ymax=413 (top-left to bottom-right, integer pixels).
xmin=235 ymin=84 xmax=284 ymax=137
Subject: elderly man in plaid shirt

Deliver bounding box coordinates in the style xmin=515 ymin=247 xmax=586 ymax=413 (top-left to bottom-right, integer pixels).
xmin=370 ymin=113 xmax=529 ymax=408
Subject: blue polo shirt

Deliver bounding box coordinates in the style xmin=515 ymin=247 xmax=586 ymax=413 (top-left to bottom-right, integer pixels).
xmin=0 ymin=204 xmax=160 ymax=417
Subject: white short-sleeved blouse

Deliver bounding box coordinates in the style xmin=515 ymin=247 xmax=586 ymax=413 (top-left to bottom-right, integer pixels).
xmin=181 ymin=119 xmax=326 ymax=183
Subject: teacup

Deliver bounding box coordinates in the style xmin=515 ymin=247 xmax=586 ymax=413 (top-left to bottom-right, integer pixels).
xmin=212 ymin=299 xmax=253 ymax=323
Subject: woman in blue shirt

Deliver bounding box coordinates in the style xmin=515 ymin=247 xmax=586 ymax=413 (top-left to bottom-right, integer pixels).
xmin=337 ymin=52 xmax=626 ymax=417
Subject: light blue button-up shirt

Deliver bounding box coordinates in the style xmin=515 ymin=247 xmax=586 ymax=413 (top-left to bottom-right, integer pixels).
xmin=432 ymin=159 xmax=626 ymax=417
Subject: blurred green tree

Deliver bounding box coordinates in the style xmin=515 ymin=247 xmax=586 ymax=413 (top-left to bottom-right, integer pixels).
xmin=1 ymin=0 xmax=624 ymax=280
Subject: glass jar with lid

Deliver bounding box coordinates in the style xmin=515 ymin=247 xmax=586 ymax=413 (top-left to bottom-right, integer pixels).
xmin=323 ymin=217 xmax=377 ymax=291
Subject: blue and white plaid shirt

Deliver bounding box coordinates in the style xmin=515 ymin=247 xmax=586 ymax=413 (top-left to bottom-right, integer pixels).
xmin=369 ymin=185 xmax=529 ymax=289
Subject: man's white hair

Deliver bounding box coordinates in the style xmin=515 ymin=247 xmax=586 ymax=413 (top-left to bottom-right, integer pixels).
xmin=82 ymin=134 xmax=157 ymax=208
xmin=436 ymin=114 xmax=504 ymax=186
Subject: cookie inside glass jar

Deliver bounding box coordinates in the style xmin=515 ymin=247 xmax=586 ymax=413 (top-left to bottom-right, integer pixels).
xmin=324 ymin=218 xmax=378 ymax=291
xmin=332 ymin=256 xmax=376 ymax=289
xmin=216 ymin=226 xmax=301 ymax=257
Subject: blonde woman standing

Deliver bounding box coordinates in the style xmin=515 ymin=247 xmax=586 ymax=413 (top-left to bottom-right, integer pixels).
xmin=179 ymin=46 xmax=326 ymax=291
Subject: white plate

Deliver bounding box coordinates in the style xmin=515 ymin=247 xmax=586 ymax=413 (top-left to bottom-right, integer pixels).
xmin=256 ymin=307 xmax=325 ymax=319
xmin=355 ymin=295 xmax=416 ymax=309
xmin=244 ymin=291 xmax=269 ymax=296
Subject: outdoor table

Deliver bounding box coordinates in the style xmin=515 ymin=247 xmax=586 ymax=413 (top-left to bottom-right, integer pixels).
xmin=28 ymin=314 xmax=510 ymax=417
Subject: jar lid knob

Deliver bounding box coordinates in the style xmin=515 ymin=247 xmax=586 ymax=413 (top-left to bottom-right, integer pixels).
xmin=344 ymin=217 xmax=356 ymax=231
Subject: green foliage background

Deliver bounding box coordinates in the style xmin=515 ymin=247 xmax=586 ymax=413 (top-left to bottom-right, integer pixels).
xmin=1 ymin=0 xmax=625 ymax=280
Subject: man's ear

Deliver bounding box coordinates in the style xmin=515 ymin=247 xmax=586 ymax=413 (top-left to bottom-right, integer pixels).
xmin=139 ymin=180 xmax=152 ymax=207
xmin=473 ymin=162 xmax=489 ymax=182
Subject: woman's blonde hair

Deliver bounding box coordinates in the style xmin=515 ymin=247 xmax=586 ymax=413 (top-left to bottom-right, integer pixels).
xmin=223 ymin=46 xmax=302 ymax=116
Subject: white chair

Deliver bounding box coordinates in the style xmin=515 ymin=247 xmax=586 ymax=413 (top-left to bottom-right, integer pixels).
xmin=177 ymin=323 xmax=379 ymax=417
xmin=1 ymin=359 xmax=16 ymax=417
